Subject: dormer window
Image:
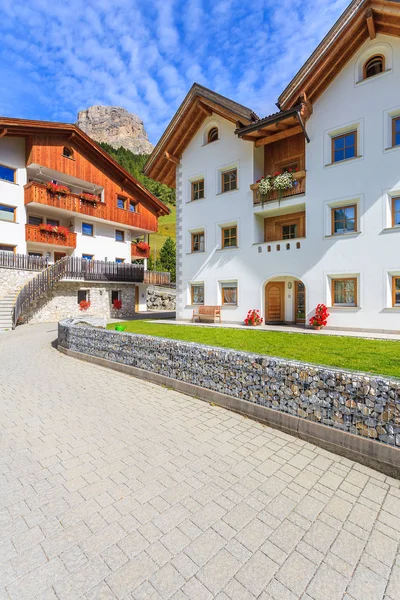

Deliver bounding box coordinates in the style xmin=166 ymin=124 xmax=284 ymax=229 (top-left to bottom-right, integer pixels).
xmin=207 ymin=127 xmax=219 ymax=144
xmin=62 ymin=146 xmax=74 ymax=159
xmin=363 ymin=55 xmax=384 ymax=79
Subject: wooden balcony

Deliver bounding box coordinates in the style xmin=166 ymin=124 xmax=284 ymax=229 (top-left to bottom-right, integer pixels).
xmin=251 ymin=170 xmax=306 ymax=206
xmin=131 ymin=242 xmax=150 ymax=259
xmin=26 ymin=224 xmax=77 ymax=248
xmin=24 ymin=182 xmax=157 ymax=230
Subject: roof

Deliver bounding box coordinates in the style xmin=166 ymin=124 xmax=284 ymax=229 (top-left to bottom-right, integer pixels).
xmin=278 ymin=0 xmax=400 ymax=109
xmin=236 ymin=106 xmax=302 ymax=136
xmin=143 ymin=83 xmax=259 ymax=187
xmin=0 ymin=116 xmax=169 ymax=217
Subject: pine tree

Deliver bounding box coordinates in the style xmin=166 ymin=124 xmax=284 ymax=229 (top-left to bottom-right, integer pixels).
xmin=159 ymin=237 xmax=176 ymax=282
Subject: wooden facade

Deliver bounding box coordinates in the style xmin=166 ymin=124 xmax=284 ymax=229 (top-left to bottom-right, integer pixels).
xmin=264 ymin=211 xmax=306 ymax=242
xmin=264 ymin=133 xmax=305 ymax=175
xmin=25 ymin=136 xmax=160 ymax=231
xmin=25 ymin=182 xmax=157 ymax=231
xmin=25 ymin=224 xmax=77 ymax=248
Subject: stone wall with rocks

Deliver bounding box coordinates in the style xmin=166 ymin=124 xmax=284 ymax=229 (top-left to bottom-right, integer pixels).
xmin=58 ymin=322 xmax=400 ymax=448
xmin=0 ymin=267 xmax=40 ymax=298
xmin=26 ymin=282 xmax=137 ymax=323
xmin=146 ymin=286 xmax=176 ymax=311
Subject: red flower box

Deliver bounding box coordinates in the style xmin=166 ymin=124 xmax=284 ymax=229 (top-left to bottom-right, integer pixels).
xmin=46 ymin=183 xmax=70 ymax=195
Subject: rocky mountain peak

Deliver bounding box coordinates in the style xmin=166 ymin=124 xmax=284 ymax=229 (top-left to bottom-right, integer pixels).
xmin=76 ymin=105 xmax=154 ymax=154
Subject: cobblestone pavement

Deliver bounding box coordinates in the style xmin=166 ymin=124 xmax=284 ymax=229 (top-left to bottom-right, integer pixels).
xmin=1 ymin=323 xmax=399 ymax=600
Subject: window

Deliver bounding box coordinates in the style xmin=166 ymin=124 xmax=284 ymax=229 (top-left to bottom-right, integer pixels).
xmin=222 ymin=226 xmax=237 ymax=248
xmin=115 ymin=258 xmax=125 ymax=263
xmin=0 ymin=204 xmax=16 ymax=222
xmin=332 ymin=278 xmax=357 ymax=306
xmin=332 ymin=131 xmax=357 ymax=163
xmin=222 ymin=169 xmax=237 ymax=193
xmin=0 ymin=244 xmax=16 ymax=253
xmin=191 ymin=179 xmax=204 ymax=201
xmin=392 ymin=197 xmax=400 ymax=227
xmin=117 ymin=196 xmax=126 ymax=209
xmin=77 ymin=290 xmax=88 ymax=304
xmin=207 ymin=127 xmax=219 ymax=143
xmin=129 ymin=200 xmax=137 ymax=213
xmin=191 ymin=232 xmax=205 ymax=253
xmin=47 ymin=219 xmax=60 ymax=227
xmin=363 ymin=55 xmax=384 ymax=79
xmin=62 ymin=146 xmax=74 ymax=159
xmin=0 ymin=164 xmax=15 ymax=183
xmin=332 ymin=205 xmax=356 ymax=234
xmin=82 ymin=222 xmax=93 ymax=236
xmin=221 ymin=282 xmax=237 ymax=305
xmin=282 ymin=224 xmax=297 ymax=239
xmin=115 ymin=229 xmax=125 ymax=242
xmin=392 ymin=117 xmax=400 ymax=148
xmin=191 ymin=284 xmax=204 ymax=305
xmin=393 ymin=277 xmax=400 ymax=307
xmin=111 ymin=290 xmax=121 ymax=303
xmin=28 ymin=216 xmax=42 ymax=226
xmin=82 ymin=254 xmax=93 ymax=260
xmin=28 ymin=252 xmax=42 ymax=257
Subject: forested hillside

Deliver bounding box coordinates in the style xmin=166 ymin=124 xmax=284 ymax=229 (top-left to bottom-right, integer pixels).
xmin=100 ymin=143 xmax=175 ymax=207
xmin=100 ymin=143 xmax=176 ymax=265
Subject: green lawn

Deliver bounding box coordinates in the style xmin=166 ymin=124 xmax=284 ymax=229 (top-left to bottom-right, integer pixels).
xmin=106 ymin=321 xmax=400 ymax=378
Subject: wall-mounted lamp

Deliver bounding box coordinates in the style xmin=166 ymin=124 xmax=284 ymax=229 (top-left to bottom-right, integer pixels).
xmin=287 ymin=282 xmax=292 ymax=290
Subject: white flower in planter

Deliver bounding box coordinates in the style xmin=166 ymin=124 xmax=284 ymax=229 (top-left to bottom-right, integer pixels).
xmin=273 ymin=171 xmax=295 ymax=191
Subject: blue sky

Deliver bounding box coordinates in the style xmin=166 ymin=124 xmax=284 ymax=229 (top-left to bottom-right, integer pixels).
xmin=0 ymin=0 xmax=349 ymax=144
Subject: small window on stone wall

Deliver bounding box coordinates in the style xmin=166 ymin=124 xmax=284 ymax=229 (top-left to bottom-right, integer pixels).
xmin=77 ymin=290 xmax=88 ymax=304
xmin=111 ymin=290 xmax=121 ymax=303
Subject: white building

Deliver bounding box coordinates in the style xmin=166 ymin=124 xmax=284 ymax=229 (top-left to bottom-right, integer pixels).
xmin=145 ymin=0 xmax=400 ymax=333
xmin=0 ymin=118 xmax=170 ymax=326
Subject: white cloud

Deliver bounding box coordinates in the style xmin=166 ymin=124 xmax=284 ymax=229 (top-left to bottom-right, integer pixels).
xmin=0 ymin=0 xmax=350 ymax=142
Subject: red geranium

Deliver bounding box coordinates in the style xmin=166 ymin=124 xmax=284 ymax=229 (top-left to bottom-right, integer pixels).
xmin=244 ymin=309 xmax=264 ymax=326
xmin=79 ymin=300 xmax=91 ymax=311
xmin=136 ymin=241 xmax=150 ymax=251
xmin=46 ymin=182 xmax=70 ymax=195
xmin=113 ymin=299 xmax=122 ymax=310
xmin=309 ymin=303 xmax=330 ymax=328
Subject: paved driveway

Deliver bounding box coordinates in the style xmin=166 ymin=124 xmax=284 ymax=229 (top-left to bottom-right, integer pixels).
xmin=0 ymin=324 xmax=399 ymax=600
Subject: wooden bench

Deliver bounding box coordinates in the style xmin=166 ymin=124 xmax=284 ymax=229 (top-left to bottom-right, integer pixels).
xmin=192 ymin=305 xmax=222 ymax=323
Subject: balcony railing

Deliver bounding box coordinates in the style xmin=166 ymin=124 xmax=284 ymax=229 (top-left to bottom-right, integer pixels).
xmin=131 ymin=242 xmax=150 ymax=258
xmin=26 ymin=224 xmax=77 ymax=248
xmin=144 ymin=271 xmax=171 ymax=285
xmin=24 ymin=182 xmax=157 ymax=230
xmin=251 ymin=170 xmax=306 ymax=206
xmin=0 ymin=251 xmax=47 ymax=271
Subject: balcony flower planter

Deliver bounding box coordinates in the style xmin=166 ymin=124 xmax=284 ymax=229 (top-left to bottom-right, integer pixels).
xmin=46 ymin=183 xmax=70 ymax=195
xmin=258 ymin=169 xmax=297 ymax=205
xmin=39 ymin=224 xmax=70 ymax=238
xmin=132 ymin=241 xmax=150 ymax=258
xmin=79 ymin=193 xmax=99 ymax=205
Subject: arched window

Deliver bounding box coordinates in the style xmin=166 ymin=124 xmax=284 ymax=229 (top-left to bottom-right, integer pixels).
xmin=207 ymin=127 xmax=219 ymax=144
xmin=62 ymin=146 xmax=74 ymax=158
xmin=363 ymin=55 xmax=384 ymax=79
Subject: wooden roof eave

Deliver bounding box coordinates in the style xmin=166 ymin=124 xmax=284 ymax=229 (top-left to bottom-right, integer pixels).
xmin=0 ymin=119 xmax=170 ymax=217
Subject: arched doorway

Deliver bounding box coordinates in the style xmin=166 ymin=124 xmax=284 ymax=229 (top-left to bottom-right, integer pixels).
xmin=264 ymin=278 xmax=306 ymax=325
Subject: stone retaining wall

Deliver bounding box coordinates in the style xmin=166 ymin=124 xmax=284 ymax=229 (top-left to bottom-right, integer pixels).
xmin=58 ymin=321 xmax=400 ymax=449
xmin=0 ymin=267 xmax=40 ymax=298
xmin=146 ymin=286 xmax=176 ymax=311
xmin=26 ymin=282 xmax=136 ymax=323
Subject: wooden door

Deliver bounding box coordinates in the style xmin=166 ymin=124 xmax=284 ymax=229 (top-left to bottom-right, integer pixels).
xmin=135 ymin=286 xmax=139 ymax=312
xmin=295 ymin=281 xmax=306 ymax=323
xmin=54 ymin=252 xmax=66 ymax=262
xmin=265 ymin=282 xmax=285 ymax=323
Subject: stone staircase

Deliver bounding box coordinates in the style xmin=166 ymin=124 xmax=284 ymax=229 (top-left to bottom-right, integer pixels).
xmin=0 ymin=293 xmax=15 ymax=330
